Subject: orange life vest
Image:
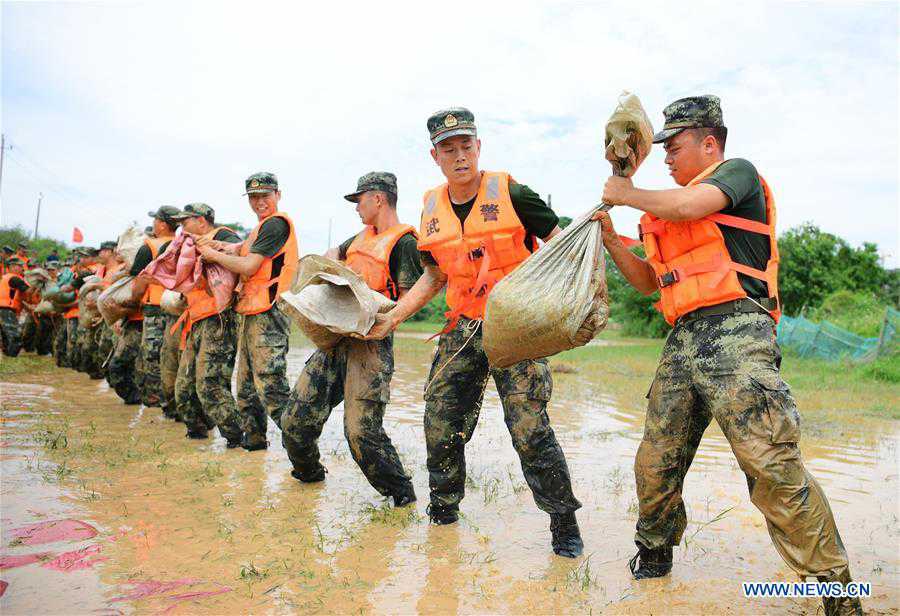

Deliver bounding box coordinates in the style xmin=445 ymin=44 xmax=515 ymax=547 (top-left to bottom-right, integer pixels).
xmin=418 ymin=171 xmax=534 ymax=323
xmin=345 ymin=224 xmax=417 ymax=300
xmin=639 ymin=161 xmax=781 ymax=326
xmin=0 ymin=273 xmax=24 ymax=313
xmin=63 ymin=264 xmax=95 ymax=320
xmin=98 ymin=261 xmax=124 ymax=288
xmin=235 ymin=212 xmax=298 ymax=316
xmin=141 ymin=237 xmax=171 ymax=307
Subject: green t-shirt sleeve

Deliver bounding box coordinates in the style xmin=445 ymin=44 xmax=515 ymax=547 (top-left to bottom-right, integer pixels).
xmin=249 ymin=218 xmax=290 ymax=257
xmin=390 ymin=232 xmax=424 ymax=290
xmin=701 ymin=158 xmax=763 ymax=217
xmin=214 ymin=228 xmax=243 ymax=244
xmin=509 ymin=183 xmax=559 ymax=239
xmin=129 ymin=244 xmax=152 ymax=276
xmin=337 ymin=234 xmax=357 ymax=261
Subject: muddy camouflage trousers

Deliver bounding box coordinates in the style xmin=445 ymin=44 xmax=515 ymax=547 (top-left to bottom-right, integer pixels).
xmin=65 ymin=318 xmax=80 ymax=369
xmin=236 ymin=305 xmax=291 ymax=446
xmin=33 ymin=315 xmax=54 ymax=356
xmin=53 ymin=316 xmax=68 ymax=366
xmin=140 ymin=312 xmax=167 ymax=407
xmin=77 ymin=323 xmax=103 ymax=378
xmin=176 ymin=310 xmax=242 ymax=441
xmin=635 ymin=312 xmax=851 ymax=580
xmin=108 ymin=320 xmax=143 ymax=404
xmin=160 ymin=315 xmax=181 ymax=420
xmin=425 ymin=318 xmax=581 ymax=515
xmin=281 ymin=336 xmax=414 ymax=497
xmin=95 ymin=324 xmax=116 ymax=379
xmin=0 ymin=308 xmax=22 ymax=357
xmin=21 ymin=313 xmax=37 ymax=353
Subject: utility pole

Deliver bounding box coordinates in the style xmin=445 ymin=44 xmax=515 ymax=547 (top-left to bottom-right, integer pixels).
xmin=327 ymin=217 xmax=333 ymax=249
xmin=33 ymin=192 xmax=43 ymax=239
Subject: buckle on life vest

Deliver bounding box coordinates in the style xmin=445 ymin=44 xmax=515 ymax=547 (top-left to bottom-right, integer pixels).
xmin=468 ymin=246 xmax=485 ymax=260
xmin=658 ymin=270 xmax=680 ymax=288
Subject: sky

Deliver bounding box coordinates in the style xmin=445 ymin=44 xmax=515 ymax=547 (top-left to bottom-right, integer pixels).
xmin=1 ymin=1 xmax=898 ymax=265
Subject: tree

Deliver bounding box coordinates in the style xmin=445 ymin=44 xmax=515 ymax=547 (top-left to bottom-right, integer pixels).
xmin=605 ymin=249 xmax=669 ymax=338
xmin=0 ymin=225 xmax=72 ymax=263
xmin=778 ymin=223 xmax=894 ymax=315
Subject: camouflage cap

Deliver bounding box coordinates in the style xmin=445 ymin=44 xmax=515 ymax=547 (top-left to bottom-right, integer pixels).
xmin=147 ymin=205 xmax=182 ymax=227
xmin=80 ymin=247 xmax=99 ymax=257
xmin=173 ymin=202 xmax=215 ymax=221
xmin=652 ymin=95 xmax=724 ymax=143
xmin=244 ymin=172 xmax=278 ymax=195
xmin=2 ymin=245 xmax=13 ymax=253
xmin=6 ymin=257 xmax=24 ymax=266
xmin=17 ymin=241 xmax=28 ymax=249
xmin=428 ymin=107 xmax=477 ymax=144
xmin=144 ymin=226 xmax=154 ymax=235
xmin=45 ymin=260 xmax=60 ymax=270
xmin=343 ymin=172 xmax=398 ymax=203
xmin=100 ymin=241 xmax=118 ymax=251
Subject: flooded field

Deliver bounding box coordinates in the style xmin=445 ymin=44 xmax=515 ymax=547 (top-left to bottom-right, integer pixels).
xmin=1 ymin=334 xmax=898 ymax=614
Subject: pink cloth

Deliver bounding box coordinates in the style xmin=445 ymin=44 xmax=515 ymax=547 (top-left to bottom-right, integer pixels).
xmin=0 ymin=552 xmax=52 ymax=570
xmin=142 ymin=233 xmax=238 ymax=312
xmin=41 ymin=544 xmax=107 ymax=572
xmin=8 ymin=519 xmax=98 ymax=546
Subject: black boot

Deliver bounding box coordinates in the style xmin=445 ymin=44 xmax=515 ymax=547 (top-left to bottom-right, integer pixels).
xmin=819 ymin=572 xmax=864 ymax=616
xmin=628 ymin=544 xmax=673 ymax=579
xmin=241 ymin=434 xmax=268 ymax=451
xmin=391 ymin=486 xmax=417 ymax=507
xmin=550 ymin=512 xmax=584 ymax=558
xmin=291 ymin=465 xmax=326 ymax=483
xmin=426 ymin=503 xmax=458 ymax=525
xmin=185 ymin=429 xmax=208 ymax=440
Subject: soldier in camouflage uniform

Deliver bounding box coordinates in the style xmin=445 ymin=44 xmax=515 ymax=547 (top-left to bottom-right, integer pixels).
xmin=0 ymin=258 xmax=29 ymax=357
xmin=107 ymin=319 xmax=143 ymax=404
xmin=280 ymin=173 xmax=418 ymax=505
xmin=159 ymin=315 xmax=182 ymax=420
xmin=195 ymin=173 xmax=298 ymax=452
xmin=363 ymin=109 xmax=583 ymax=558
xmin=597 ymin=95 xmax=861 ymax=616
xmin=171 ymin=203 xmax=243 ymax=444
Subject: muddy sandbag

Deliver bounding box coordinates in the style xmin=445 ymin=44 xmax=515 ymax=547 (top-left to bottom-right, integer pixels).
xmin=160 ymin=290 xmax=187 ymax=317
xmin=24 ymin=268 xmax=51 ymax=291
xmin=117 ymin=226 xmax=146 ymax=269
xmin=278 ymin=255 xmax=394 ymax=350
xmin=482 ymin=92 xmax=653 ymax=368
xmin=34 ymin=300 xmax=55 ymax=315
xmin=97 ymin=275 xmax=139 ymax=326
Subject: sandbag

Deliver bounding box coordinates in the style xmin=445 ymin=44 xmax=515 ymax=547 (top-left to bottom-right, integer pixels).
xmin=97 ymin=275 xmax=139 ymax=326
xmin=24 ymin=268 xmax=51 ymax=291
xmin=160 ymin=290 xmax=187 ymax=317
xmin=78 ymin=290 xmax=103 ymax=327
xmin=34 ymin=300 xmax=55 ymax=315
xmin=279 ymin=255 xmax=394 ymax=350
xmin=482 ymin=92 xmax=653 ymax=368
xmin=116 ymin=226 xmax=146 ymax=268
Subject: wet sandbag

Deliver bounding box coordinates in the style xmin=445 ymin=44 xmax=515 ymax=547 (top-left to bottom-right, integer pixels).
xmin=483 ymin=212 xmax=610 ymax=368
xmin=160 ymin=290 xmax=188 ymax=317
xmin=24 ymin=268 xmax=51 ymax=291
xmin=279 ymin=255 xmax=394 ymax=350
xmin=34 ymin=300 xmax=55 ymax=315
xmin=98 ymin=275 xmax=139 ymax=326
xmin=117 ymin=226 xmax=146 ymax=269
xmin=482 ymin=92 xmax=653 ymax=368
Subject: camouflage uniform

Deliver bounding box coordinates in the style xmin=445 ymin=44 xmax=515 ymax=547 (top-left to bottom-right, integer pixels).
xmin=78 ymin=322 xmax=103 ymax=378
xmin=281 ymin=336 xmax=414 ymax=497
xmin=21 ymin=313 xmax=37 ymax=353
xmin=0 ymin=308 xmax=22 ymax=357
xmin=65 ymin=318 xmax=81 ymax=369
xmin=175 ymin=309 xmax=242 ymax=442
xmin=53 ymin=315 xmax=68 ymax=366
xmin=235 ymin=305 xmax=291 ymax=446
xmin=34 ymin=315 xmax=54 ymax=355
xmin=95 ymin=324 xmax=116 ymax=379
xmin=107 ymin=320 xmax=143 ymax=404
xmin=424 ymin=317 xmax=581 ymax=515
xmin=140 ymin=312 xmax=167 ymax=406
xmin=159 ymin=315 xmax=182 ymax=420
xmin=635 ymin=312 xmax=854 ymax=581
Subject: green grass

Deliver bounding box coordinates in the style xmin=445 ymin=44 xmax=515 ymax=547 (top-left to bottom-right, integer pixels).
xmin=0 ymin=353 xmax=48 ymax=376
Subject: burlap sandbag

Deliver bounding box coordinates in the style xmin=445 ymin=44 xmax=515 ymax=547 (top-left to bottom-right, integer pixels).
xmin=279 ymin=255 xmax=394 ymax=350
xmin=482 ymin=92 xmax=653 ymax=368
xmin=24 ymin=268 xmax=51 ymax=291
xmin=117 ymin=226 xmax=146 ymax=269
xmin=97 ymin=275 xmax=139 ymax=326
xmin=160 ymin=290 xmax=188 ymax=316
xmin=34 ymin=300 xmax=55 ymax=315
xmin=77 ymin=275 xmax=105 ymax=326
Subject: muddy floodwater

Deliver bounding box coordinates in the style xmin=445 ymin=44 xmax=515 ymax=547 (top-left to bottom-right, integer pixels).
xmin=1 ymin=334 xmax=898 ymax=614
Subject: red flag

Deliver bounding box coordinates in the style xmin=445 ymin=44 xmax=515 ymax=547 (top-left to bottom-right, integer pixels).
xmin=72 ymin=227 xmax=84 ymax=243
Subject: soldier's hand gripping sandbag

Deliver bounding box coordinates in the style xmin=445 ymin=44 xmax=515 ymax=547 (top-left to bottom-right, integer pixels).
xmin=482 ymin=92 xmax=653 ymax=368
xmin=78 ymin=275 xmax=104 ymax=326
xmin=97 ymin=275 xmax=139 ymax=325
xmin=278 ymin=255 xmax=394 ymax=350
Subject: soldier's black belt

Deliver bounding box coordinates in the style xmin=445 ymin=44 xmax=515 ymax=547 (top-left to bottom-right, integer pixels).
xmin=678 ymin=297 xmax=777 ymax=324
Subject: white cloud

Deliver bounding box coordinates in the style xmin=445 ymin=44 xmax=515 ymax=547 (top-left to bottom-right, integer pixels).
xmin=1 ymin=1 xmax=897 ymax=265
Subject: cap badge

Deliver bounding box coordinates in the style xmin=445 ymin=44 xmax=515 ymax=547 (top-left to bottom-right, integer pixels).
xmin=444 ymin=114 xmax=458 ymax=128
xmin=250 ymin=179 xmax=260 ymax=188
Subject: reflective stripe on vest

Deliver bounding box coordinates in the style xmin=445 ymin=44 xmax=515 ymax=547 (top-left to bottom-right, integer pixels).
xmin=235 ymin=212 xmax=299 ymax=316
xmin=345 ymin=224 xmax=417 ymax=300
xmin=0 ymin=274 xmax=23 ymax=313
xmin=639 ymin=160 xmax=781 ymax=325
xmin=417 ymin=171 xmax=533 ymax=323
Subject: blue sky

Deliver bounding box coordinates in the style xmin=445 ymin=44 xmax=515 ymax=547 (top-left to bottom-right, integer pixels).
xmin=2 ymin=1 xmax=897 ymax=265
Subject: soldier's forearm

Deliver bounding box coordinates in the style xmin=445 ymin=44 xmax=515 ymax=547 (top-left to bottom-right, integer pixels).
xmin=387 ymin=266 xmax=447 ymax=326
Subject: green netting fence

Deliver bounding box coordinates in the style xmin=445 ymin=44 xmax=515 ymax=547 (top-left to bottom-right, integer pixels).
xmin=777 ymin=307 xmax=899 ymax=361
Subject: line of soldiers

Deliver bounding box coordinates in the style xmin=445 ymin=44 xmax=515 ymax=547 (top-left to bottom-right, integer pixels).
xmin=0 ymin=98 xmax=861 ymax=615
